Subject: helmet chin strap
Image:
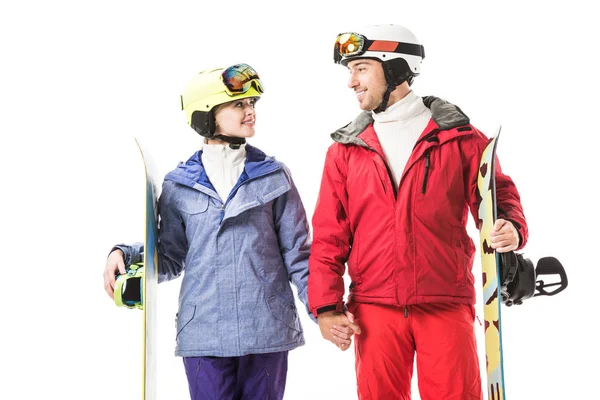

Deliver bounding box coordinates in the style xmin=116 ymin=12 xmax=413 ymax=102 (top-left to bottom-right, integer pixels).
xmin=206 ymin=113 xmax=246 ymax=149
xmin=211 ymin=134 xmax=246 ymax=150
xmin=373 ymin=62 xmax=401 ymax=114
xmin=373 ymin=84 xmax=395 ymax=114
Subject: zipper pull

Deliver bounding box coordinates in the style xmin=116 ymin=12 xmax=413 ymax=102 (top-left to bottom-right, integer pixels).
xmin=421 ymin=151 xmax=431 ymax=194
xmin=404 ymin=306 xmax=408 ymax=318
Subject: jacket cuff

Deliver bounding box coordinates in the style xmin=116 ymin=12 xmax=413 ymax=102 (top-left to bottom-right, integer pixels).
xmin=109 ymin=246 xmax=130 ymax=266
xmin=110 ymin=244 xmax=143 ymax=267
xmin=316 ymin=302 xmax=344 ymax=316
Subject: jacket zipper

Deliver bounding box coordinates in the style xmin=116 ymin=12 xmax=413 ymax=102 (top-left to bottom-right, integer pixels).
xmin=413 ymin=129 xmax=439 ymax=148
xmin=218 ymin=166 xmax=280 ymax=223
xmin=421 ymin=150 xmax=431 ymax=194
xmin=368 ymin=148 xmax=397 ymax=199
xmin=219 ymin=148 xmax=227 ymax=222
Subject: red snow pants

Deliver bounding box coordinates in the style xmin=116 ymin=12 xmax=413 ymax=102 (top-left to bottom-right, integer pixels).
xmin=351 ymin=302 xmax=483 ymax=400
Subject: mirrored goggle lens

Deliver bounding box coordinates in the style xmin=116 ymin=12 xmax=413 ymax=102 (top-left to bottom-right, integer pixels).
xmin=335 ymin=33 xmax=365 ymax=57
xmin=222 ymin=63 xmax=264 ymax=94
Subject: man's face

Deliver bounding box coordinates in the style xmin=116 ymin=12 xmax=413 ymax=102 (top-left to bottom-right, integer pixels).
xmin=346 ymin=59 xmax=387 ymax=111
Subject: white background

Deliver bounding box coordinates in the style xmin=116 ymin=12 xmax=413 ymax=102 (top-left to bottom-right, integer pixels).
xmin=1 ymin=1 xmax=597 ymax=399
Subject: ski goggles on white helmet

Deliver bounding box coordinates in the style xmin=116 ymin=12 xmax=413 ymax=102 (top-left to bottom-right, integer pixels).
xmin=333 ymin=32 xmax=425 ymax=64
xmin=221 ymin=63 xmax=264 ymax=96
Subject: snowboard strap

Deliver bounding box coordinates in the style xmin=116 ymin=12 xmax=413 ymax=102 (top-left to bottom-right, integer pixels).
xmin=500 ymin=252 xmax=536 ymax=306
xmin=114 ymin=263 xmax=144 ymax=310
xmin=499 ymin=253 xmax=568 ymax=306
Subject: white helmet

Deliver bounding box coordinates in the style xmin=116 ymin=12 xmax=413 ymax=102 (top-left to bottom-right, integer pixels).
xmin=333 ymin=24 xmax=425 ymax=112
xmin=334 ymin=24 xmax=425 ymax=85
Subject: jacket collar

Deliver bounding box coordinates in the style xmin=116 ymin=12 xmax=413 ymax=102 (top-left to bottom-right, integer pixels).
xmin=331 ymin=95 xmax=472 ymax=148
xmin=164 ymin=144 xmax=281 ymax=197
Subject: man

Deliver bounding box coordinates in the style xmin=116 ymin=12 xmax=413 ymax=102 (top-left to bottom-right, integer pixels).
xmin=308 ymin=24 xmax=528 ymax=400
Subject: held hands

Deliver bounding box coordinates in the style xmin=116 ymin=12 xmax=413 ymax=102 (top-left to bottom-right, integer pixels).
xmin=103 ymin=249 xmax=126 ymax=299
xmin=317 ymin=310 xmax=361 ymax=352
xmin=490 ymin=219 xmax=519 ymax=253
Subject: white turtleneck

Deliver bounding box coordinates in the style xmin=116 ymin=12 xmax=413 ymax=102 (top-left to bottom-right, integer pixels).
xmin=201 ymin=143 xmax=247 ymax=203
xmin=372 ymin=90 xmax=432 ymax=186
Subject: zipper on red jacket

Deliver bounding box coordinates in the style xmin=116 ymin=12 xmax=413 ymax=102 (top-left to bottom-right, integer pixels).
xmin=413 ymin=128 xmax=439 ymax=148
xmin=367 ymin=148 xmax=398 ymax=199
xmin=421 ymin=150 xmax=431 ymax=194
xmin=404 ymin=306 xmax=408 ymax=318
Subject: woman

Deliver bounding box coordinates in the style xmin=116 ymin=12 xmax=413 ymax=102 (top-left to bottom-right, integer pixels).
xmin=103 ymin=64 xmax=335 ymax=400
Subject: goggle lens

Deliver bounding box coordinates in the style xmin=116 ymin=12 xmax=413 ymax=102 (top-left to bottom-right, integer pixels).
xmin=221 ymin=63 xmax=264 ymax=95
xmin=335 ymin=33 xmax=365 ymax=56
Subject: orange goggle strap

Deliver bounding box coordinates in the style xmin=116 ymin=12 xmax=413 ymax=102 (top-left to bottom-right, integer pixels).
xmin=334 ymin=33 xmax=425 ymax=63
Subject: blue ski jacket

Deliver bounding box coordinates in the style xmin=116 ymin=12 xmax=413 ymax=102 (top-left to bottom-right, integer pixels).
xmin=114 ymin=144 xmax=313 ymax=357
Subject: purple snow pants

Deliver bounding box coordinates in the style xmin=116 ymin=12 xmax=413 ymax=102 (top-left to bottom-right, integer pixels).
xmin=183 ymin=351 xmax=288 ymax=400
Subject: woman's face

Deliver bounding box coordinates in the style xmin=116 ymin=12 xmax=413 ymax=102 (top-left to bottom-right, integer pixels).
xmin=213 ymin=97 xmax=258 ymax=139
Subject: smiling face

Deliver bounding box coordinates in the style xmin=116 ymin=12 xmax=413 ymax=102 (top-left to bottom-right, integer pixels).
xmin=346 ymin=59 xmax=388 ymax=111
xmin=213 ymin=97 xmax=258 ymax=139
xmin=346 ymin=58 xmax=412 ymax=111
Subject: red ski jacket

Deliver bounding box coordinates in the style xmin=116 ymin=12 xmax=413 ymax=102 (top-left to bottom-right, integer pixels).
xmin=308 ymin=96 xmax=528 ymax=316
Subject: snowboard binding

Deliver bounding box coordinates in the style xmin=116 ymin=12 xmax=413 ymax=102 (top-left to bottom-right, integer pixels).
xmin=499 ymin=253 xmax=568 ymax=306
xmin=114 ymin=262 xmax=145 ymax=310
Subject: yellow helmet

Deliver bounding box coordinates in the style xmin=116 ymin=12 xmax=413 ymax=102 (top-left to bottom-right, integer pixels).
xmin=180 ymin=63 xmax=264 ymax=139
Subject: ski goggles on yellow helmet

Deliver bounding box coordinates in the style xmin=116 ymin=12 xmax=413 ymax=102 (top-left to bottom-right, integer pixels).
xmin=221 ymin=63 xmax=264 ymax=96
xmin=333 ymin=32 xmax=425 ymax=64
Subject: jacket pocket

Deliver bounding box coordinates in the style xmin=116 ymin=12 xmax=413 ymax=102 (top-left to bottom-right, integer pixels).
xmin=179 ymin=194 xmax=209 ymax=215
xmin=372 ymin=160 xmax=388 ymax=194
xmin=178 ymin=194 xmax=210 ymax=240
xmin=452 ymin=227 xmax=475 ymax=285
xmin=266 ymin=295 xmax=302 ymax=333
xmin=176 ymin=305 xmax=196 ymax=340
xmin=347 ymin=233 xmax=362 ymax=285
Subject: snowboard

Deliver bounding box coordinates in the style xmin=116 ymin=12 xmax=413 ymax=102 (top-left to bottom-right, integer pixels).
xmin=136 ymin=137 xmax=160 ymax=400
xmin=476 ymin=129 xmax=505 ymax=400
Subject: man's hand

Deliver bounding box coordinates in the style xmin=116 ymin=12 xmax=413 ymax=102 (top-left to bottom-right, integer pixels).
xmin=490 ymin=219 xmax=519 ymax=253
xmin=103 ymin=249 xmax=126 ymax=299
xmin=317 ymin=310 xmax=361 ymax=351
